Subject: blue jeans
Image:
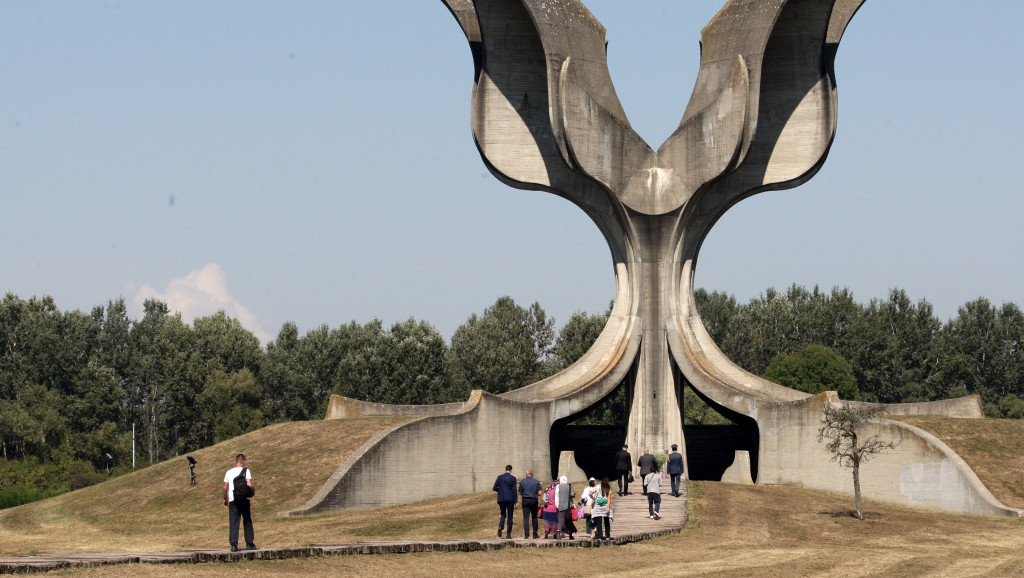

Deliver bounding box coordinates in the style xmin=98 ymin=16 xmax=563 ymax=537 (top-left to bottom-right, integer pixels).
xmin=647 ymin=492 xmax=661 ymax=516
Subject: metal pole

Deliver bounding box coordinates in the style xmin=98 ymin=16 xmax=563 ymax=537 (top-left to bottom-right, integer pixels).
xmin=132 ymin=422 xmax=136 ymax=470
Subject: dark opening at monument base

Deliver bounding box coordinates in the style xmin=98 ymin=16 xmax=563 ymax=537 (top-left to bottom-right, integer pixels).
xmin=551 ymin=378 xmax=759 ymax=484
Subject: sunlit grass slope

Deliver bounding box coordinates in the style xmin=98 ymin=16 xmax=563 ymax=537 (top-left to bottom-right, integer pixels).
xmin=0 ymin=417 xmax=420 ymax=555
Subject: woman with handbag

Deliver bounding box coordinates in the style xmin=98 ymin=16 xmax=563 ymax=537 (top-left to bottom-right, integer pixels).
xmin=590 ymin=478 xmax=613 ymax=541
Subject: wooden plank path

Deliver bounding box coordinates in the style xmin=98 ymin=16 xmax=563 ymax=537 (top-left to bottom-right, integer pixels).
xmin=0 ymin=482 xmax=687 ymax=574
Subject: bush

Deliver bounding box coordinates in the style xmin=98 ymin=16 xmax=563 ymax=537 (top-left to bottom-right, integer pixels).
xmin=0 ymin=484 xmax=63 ymax=509
xmin=998 ymin=395 xmax=1024 ymax=419
xmin=763 ymin=345 xmax=860 ymax=400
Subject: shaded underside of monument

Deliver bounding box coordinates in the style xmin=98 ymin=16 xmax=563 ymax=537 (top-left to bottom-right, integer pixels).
xmin=552 ymin=352 xmax=760 ymax=484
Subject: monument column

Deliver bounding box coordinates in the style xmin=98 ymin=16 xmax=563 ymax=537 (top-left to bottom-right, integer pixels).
xmin=624 ymin=212 xmax=685 ymax=457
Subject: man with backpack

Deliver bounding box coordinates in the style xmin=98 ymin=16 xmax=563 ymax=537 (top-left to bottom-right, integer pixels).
xmin=222 ymin=453 xmax=256 ymax=552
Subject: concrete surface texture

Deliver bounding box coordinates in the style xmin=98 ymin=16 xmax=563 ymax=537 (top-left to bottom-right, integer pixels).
xmin=299 ymin=0 xmax=1020 ymax=518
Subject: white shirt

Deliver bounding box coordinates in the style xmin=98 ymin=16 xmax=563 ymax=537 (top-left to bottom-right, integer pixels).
xmin=224 ymin=466 xmax=252 ymax=502
xmin=581 ymin=485 xmax=597 ymax=505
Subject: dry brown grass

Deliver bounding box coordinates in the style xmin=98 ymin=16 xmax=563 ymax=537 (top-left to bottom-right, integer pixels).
xmin=0 ymin=417 xmax=412 ymax=555
xmin=5 ymin=415 xmax=1024 ymax=576
xmin=44 ymin=482 xmax=1024 ymax=577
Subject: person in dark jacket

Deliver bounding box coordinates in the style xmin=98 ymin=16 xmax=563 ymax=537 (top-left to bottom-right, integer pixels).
xmin=519 ymin=469 xmax=542 ymax=539
xmin=667 ymin=444 xmax=685 ymax=497
xmin=614 ymin=444 xmax=632 ymax=496
xmin=637 ymin=448 xmax=657 ymax=494
xmin=493 ymin=465 xmax=518 ymax=538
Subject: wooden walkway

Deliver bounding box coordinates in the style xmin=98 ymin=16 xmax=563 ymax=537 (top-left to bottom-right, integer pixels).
xmin=0 ymin=483 xmax=687 ymax=574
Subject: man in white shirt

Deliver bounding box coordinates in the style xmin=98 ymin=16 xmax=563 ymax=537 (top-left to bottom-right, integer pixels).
xmin=222 ymin=453 xmax=256 ymax=551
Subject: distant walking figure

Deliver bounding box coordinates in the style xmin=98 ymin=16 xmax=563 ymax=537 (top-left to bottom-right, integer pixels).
xmin=614 ymin=444 xmax=632 ymax=496
xmin=519 ymin=469 xmax=543 ymax=539
xmin=644 ymin=463 xmax=663 ymax=519
xmin=637 ymin=448 xmax=657 ymax=494
xmin=667 ymin=444 xmax=685 ymax=497
xmin=492 ymin=465 xmax=518 ymax=539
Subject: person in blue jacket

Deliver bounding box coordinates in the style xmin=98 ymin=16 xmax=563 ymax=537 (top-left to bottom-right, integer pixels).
xmin=667 ymin=444 xmax=685 ymax=497
xmin=493 ymin=464 xmax=518 ymax=538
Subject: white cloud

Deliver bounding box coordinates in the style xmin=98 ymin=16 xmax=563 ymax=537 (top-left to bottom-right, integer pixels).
xmin=132 ymin=264 xmax=272 ymax=345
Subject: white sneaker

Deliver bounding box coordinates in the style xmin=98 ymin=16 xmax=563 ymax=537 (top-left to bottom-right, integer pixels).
xmin=648 ymin=515 xmax=655 ymax=519
xmin=654 ymin=512 xmax=661 ymax=519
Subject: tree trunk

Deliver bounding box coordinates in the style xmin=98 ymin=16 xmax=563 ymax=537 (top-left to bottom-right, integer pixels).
xmin=853 ymin=462 xmax=864 ymax=520
xmin=148 ymin=390 xmax=157 ymax=465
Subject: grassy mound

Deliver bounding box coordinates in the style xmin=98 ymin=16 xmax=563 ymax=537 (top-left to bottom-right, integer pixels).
xmin=898 ymin=416 xmax=1024 ymax=509
xmin=0 ymin=417 xmax=415 ymax=555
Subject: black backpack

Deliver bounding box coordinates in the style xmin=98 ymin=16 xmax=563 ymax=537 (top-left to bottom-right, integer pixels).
xmin=233 ymin=467 xmax=253 ymax=500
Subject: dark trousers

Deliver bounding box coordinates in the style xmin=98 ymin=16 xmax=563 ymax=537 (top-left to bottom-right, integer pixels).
xmin=670 ymin=473 xmax=682 ymax=496
xmin=616 ymin=470 xmax=630 ymax=494
xmin=228 ymin=499 xmax=254 ymax=547
xmin=647 ymin=492 xmax=662 ymax=516
xmin=593 ymin=516 xmax=611 ymax=539
xmin=521 ymin=497 xmax=539 ymax=537
xmin=498 ymin=500 xmax=515 ymax=536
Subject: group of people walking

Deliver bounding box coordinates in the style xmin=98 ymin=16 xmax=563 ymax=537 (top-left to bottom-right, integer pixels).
xmin=493 ymin=466 xmax=614 ymax=540
xmin=492 ymin=443 xmax=684 ymax=541
xmin=614 ymin=442 xmax=685 ymax=519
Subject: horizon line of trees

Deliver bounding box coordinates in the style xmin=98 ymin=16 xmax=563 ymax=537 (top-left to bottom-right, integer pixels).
xmin=1 ymin=285 xmax=1022 ymax=504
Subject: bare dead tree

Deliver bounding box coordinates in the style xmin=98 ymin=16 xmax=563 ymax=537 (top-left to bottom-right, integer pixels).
xmin=818 ymin=404 xmax=899 ymax=520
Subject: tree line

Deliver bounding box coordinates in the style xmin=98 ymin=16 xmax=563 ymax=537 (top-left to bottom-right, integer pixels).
xmin=1 ymin=285 xmax=1022 ymax=504
xmin=697 ymin=285 xmax=1024 ymax=417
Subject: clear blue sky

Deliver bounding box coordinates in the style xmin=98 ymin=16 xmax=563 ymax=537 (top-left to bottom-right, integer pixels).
xmin=3 ymin=1 xmax=1022 ymax=344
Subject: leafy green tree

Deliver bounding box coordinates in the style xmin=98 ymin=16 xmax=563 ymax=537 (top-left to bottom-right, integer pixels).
xmin=763 ymin=345 xmax=860 ymax=400
xmin=550 ymin=309 xmax=609 ymax=371
xmin=447 ymin=297 xmax=555 ymax=395
xmin=932 ymin=299 xmax=1024 ymax=411
xmin=293 ymin=324 xmax=343 ymax=417
xmin=854 ymin=290 xmax=941 ymax=403
xmin=683 ymin=386 xmax=731 ymax=425
xmin=192 ymin=311 xmax=262 ymax=375
xmin=694 ymin=289 xmax=738 ymax=345
xmin=721 ymin=286 xmax=802 ymax=376
xmin=259 ymin=322 xmax=319 ymax=422
xmin=379 ymin=318 xmax=452 ymax=404
xmin=65 ymin=361 xmax=124 ymax=466
xmin=199 ymin=369 xmax=263 ymax=443
xmin=128 ymin=300 xmax=198 ymax=463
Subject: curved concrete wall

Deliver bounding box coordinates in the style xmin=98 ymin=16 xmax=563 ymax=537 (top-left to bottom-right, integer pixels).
xmin=295 ymin=392 xmax=553 ymax=513
xmin=755 ymin=393 xmax=1020 ymax=517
